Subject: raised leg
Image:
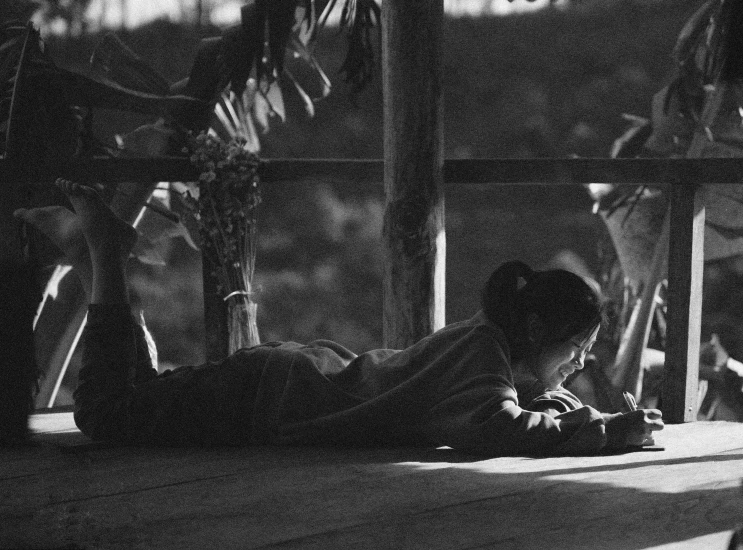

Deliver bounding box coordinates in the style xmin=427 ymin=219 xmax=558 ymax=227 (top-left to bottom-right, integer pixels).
xmin=52 ymin=178 xmax=138 ymax=305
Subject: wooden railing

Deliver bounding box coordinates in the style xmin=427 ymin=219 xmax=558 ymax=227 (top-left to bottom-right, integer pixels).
xmin=4 ymin=156 xmax=743 ymax=185
xmin=2 ymin=155 xmax=740 ymax=423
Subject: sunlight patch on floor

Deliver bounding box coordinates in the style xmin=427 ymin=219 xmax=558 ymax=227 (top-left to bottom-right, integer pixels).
xmin=29 ymin=411 xmax=77 ymax=434
xmin=645 ymin=531 xmax=737 ymax=550
xmin=394 ymin=453 xmax=743 ymax=494
xmin=540 ymin=468 xmax=743 ymax=493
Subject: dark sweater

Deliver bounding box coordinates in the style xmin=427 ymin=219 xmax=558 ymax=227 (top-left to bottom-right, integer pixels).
xmin=74 ymin=305 xmax=608 ymax=456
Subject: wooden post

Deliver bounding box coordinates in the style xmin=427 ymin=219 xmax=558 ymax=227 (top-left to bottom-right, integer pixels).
xmin=0 ymin=255 xmax=38 ymax=442
xmin=381 ymin=0 xmax=446 ymax=349
xmin=662 ymin=183 xmax=705 ymax=423
xmin=661 ymin=84 xmax=722 ymax=423
xmin=0 ymin=182 xmax=40 ymax=442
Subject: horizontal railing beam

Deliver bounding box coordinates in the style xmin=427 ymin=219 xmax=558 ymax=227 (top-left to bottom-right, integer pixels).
xmin=2 ymin=157 xmax=743 ymax=185
xmin=442 ymin=158 xmax=743 ymax=186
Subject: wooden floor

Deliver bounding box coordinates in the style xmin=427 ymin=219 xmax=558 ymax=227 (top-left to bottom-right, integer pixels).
xmin=2 ymin=412 xmax=743 ymax=550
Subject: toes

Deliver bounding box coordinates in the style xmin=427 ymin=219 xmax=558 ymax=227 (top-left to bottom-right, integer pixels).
xmin=13 ymin=208 xmax=28 ymax=220
xmin=55 ymin=178 xmax=93 ymax=197
xmin=55 ymin=178 xmax=73 ymax=194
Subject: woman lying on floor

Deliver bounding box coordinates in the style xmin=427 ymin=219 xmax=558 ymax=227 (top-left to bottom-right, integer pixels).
xmin=15 ymin=180 xmax=663 ymax=456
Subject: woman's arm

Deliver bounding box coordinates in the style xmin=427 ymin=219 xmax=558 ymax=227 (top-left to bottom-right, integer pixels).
xmin=424 ymin=386 xmax=609 ymax=457
xmin=479 ymin=401 xmax=608 ymax=456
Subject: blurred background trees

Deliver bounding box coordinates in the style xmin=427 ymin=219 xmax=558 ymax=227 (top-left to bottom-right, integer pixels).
xmin=12 ymin=0 xmax=741 ymax=413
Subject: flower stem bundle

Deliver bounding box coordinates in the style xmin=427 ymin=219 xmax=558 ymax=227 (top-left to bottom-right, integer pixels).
xmin=184 ymin=132 xmax=262 ymax=350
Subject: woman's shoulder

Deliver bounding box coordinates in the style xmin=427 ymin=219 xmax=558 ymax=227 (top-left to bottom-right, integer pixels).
xmin=347 ymin=311 xmax=510 ymax=369
xmin=433 ymin=310 xmax=508 ymax=349
xmin=438 ymin=310 xmax=503 ymax=336
xmin=393 ymin=310 xmax=512 ymax=369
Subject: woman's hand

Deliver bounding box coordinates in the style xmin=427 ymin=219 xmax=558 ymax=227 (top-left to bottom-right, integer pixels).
xmin=605 ymin=409 xmax=664 ymax=449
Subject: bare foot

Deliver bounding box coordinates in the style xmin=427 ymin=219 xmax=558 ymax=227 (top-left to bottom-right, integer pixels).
xmin=54 ymin=178 xmax=137 ymax=260
xmin=13 ymin=205 xmax=88 ymax=266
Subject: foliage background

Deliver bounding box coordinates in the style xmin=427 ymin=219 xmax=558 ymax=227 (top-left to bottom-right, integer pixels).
xmin=42 ymin=0 xmax=743 ymax=383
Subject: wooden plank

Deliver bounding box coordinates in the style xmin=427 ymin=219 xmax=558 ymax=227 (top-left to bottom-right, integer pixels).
xmin=4 ymin=157 xmax=743 ymax=186
xmin=264 ymin=157 xmax=743 ymax=185
xmin=266 ymin=157 xmax=743 ymax=185
xmin=3 ymin=414 xmax=743 ymax=550
xmin=662 ymin=184 xmax=706 ymax=423
xmin=381 ymin=0 xmax=446 ymax=348
xmin=442 ymin=157 xmax=743 ymax=185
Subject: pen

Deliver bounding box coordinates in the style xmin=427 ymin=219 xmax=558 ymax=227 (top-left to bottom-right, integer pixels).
xmin=622 ymin=391 xmax=638 ymax=411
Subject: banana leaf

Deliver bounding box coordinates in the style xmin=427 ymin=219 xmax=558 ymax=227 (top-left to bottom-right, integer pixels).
xmin=90 ymin=33 xmax=171 ymax=96
xmin=54 ymin=68 xmax=209 ymax=127
xmin=0 ymin=22 xmax=79 ymax=163
xmin=704 ymin=183 xmax=743 ymax=261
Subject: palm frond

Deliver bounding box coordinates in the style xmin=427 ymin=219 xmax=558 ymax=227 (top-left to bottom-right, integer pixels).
xmin=294 ymin=0 xmax=317 ymax=47
xmin=267 ymin=0 xmax=297 ymax=79
xmin=211 ymin=89 xmax=261 ymax=153
xmin=230 ymin=0 xmax=379 ymax=97
xmin=672 ymin=0 xmax=743 ymax=97
xmin=336 ymin=0 xmax=381 ymax=94
xmin=673 ymin=0 xmax=719 ymax=73
xmin=289 ymin=33 xmax=332 ymax=98
xmin=317 ymin=0 xmax=339 ymax=28
xmin=284 ymin=69 xmax=316 ymax=117
xmin=184 ymin=0 xmax=380 ymax=149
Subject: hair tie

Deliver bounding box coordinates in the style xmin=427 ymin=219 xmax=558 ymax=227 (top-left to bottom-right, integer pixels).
xmin=517 ymin=266 xmax=536 ymax=290
xmin=223 ymin=290 xmax=252 ymax=302
xmin=516 ymin=276 xmax=528 ymax=291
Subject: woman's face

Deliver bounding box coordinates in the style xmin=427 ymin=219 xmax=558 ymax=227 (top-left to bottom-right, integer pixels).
xmin=532 ymin=324 xmax=600 ymax=390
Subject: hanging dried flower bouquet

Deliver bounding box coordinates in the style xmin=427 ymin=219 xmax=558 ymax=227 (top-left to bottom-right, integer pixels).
xmin=182 ymin=132 xmax=261 ymax=353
